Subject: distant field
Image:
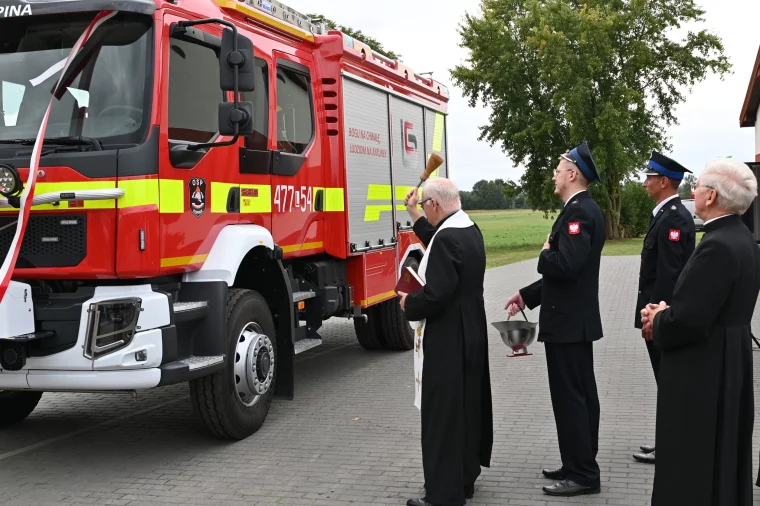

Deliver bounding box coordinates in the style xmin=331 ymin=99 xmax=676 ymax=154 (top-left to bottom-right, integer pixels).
xmin=469 ymin=209 xmax=703 ymax=269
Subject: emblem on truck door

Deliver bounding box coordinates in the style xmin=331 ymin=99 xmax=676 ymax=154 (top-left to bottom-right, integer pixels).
xmin=401 ymin=119 xmax=418 ymax=168
xmin=189 ymin=178 xmax=207 ymax=217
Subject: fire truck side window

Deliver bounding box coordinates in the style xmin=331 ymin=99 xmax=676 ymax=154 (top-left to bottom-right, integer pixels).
xmin=240 ymin=58 xmax=269 ymax=152
xmin=276 ymin=65 xmax=314 ymax=155
xmin=167 ymin=38 xmax=223 ymax=144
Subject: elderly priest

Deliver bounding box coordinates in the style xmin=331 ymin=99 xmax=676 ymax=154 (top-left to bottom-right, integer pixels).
xmin=641 ymin=158 xmax=760 ymax=506
xmin=398 ymin=178 xmax=493 ymax=506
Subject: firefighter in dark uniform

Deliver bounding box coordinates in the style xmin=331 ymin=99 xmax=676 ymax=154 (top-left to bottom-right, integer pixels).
xmin=632 ymin=152 xmax=696 ymax=464
xmin=505 ymin=141 xmax=605 ymax=497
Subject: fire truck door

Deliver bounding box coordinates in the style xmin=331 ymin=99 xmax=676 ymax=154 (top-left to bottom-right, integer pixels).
xmin=238 ymin=56 xmax=273 ymax=232
xmin=158 ymin=14 xmax=240 ymax=272
xmin=270 ymin=51 xmax=323 ymax=256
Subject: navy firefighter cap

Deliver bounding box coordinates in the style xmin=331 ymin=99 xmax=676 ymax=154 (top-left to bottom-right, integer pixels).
xmin=643 ymin=151 xmax=692 ymax=181
xmin=560 ymin=141 xmax=601 ymax=182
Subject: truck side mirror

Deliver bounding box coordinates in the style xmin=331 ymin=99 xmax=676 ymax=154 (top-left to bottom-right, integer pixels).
xmin=219 ymin=101 xmax=254 ymax=136
xmin=220 ymin=28 xmax=255 ymax=92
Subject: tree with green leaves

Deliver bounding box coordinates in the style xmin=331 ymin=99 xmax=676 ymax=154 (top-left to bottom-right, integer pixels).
xmin=450 ymin=0 xmax=730 ymax=238
xmin=308 ymin=14 xmax=399 ymax=60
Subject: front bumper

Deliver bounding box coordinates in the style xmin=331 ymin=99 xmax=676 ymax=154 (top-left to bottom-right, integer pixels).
xmin=0 ymin=281 xmax=170 ymax=390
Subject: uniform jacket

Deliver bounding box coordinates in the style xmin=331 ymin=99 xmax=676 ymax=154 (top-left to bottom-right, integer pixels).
xmin=520 ymin=190 xmax=606 ymax=343
xmin=634 ymin=196 xmax=695 ymax=328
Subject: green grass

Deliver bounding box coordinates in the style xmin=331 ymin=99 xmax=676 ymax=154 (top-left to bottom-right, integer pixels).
xmin=469 ymin=209 xmax=704 ymax=269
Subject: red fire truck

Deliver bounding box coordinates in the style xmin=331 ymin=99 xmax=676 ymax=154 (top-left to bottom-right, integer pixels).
xmin=0 ymin=0 xmax=450 ymax=439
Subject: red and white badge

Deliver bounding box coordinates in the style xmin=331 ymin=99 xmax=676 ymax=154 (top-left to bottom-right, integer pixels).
xmin=669 ymin=229 xmax=680 ymax=242
xmin=568 ymin=222 xmax=580 ymax=235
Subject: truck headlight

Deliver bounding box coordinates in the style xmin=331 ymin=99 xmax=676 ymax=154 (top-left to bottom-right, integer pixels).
xmin=0 ymin=164 xmax=22 ymax=198
xmin=84 ymin=298 xmax=143 ymax=359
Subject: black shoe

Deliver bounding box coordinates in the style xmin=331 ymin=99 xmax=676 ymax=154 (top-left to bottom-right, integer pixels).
xmin=542 ymin=479 xmax=601 ymax=497
xmin=407 ymin=499 xmax=436 ymax=506
xmin=633 ymin=451 xmax=656 ymax=463
xmin=640 ymin=444 xmax=655 ymax=453
xmin=542 ymin=467 xmax=567 ymax=480
xmin=464 ymin=483 xmax=474 ymax=499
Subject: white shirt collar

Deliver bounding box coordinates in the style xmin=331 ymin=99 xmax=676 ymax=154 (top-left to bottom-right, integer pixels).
xmin=704 ymin=214 xmax=733 ymax=226
xmin=564 ymin=190 xmax=585 ymax=207
xmin=652 ymin=194 xmax=679 ymax=217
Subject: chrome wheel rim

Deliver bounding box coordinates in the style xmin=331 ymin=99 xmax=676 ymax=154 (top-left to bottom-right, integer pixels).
xmin=233 ymin=322 xmax=274 ymax=408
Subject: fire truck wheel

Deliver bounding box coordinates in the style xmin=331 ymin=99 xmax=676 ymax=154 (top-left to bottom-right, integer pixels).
xmin=353 ymin=307 xmax=384 ymax=350
xmin=376 ymin=255 xmax=418 ymax=351
xmin=190 ymin=289 xmax=276 ymax=440
xmin=0 ymin=390 xmax=43 ymax=427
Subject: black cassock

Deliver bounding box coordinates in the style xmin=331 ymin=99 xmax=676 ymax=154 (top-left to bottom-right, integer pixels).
xmin=405 ymin=213 xmax=494 ymax=506
xmin=651 ymin=214 xmax=760 ymax=506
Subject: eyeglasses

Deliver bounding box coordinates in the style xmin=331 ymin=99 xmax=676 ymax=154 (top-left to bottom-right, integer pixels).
xmin=554 ymin=167 xmax=576 ymax=177
xmin=419 ymin=198 xmax=433 ymax=207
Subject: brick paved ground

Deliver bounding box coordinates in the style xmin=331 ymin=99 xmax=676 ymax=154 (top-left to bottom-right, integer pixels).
xmin=1 ymin=256 xmax=760 ymax=506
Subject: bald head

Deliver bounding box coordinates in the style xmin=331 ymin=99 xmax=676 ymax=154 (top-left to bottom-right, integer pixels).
xmin=422 ymin=178 xmax=461 ymax=213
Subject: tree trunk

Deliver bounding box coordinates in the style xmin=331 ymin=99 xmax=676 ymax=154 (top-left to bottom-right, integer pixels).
xmin=604 ymin=194 xmax=623 ymax=240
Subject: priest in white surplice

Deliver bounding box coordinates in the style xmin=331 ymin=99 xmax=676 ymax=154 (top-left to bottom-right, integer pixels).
xmin=397 ymin=178 xmax=493 ymax=506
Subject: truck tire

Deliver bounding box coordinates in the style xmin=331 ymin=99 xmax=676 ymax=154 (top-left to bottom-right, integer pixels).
xmin=353 ymin=307 xmax=384 ymax=350
xmin=0 ymin=391 xmax=42 ymax=427
xmin=190 ymin=289 xmax=277 ymax=440
xmin=377 ymin=255 xmax=419 ymax=351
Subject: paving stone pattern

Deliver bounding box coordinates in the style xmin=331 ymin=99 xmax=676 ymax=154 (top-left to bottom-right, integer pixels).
xmin=1 ymin=256 xmax=760 ymax=505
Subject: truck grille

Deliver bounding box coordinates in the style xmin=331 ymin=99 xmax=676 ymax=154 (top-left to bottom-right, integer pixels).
xmin=0 ymin=214 xmax=87 ymax=268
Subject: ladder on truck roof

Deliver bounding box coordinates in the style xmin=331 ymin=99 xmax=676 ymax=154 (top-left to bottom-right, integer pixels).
xmin=216 ymin=0 xmax=450 ymax=99
xmin=239 ymin=0 xmax=328 ymax=35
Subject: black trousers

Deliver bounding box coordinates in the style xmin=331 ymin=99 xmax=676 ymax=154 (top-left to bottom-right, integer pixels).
xmin=544 ymin=342 xmax=600 ymax=488
xmin=645 ymin=339 xmax=661 ymax=384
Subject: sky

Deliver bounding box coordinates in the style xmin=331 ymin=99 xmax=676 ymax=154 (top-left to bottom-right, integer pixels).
xmin=284 ymin=0 xmax=760 ymax=191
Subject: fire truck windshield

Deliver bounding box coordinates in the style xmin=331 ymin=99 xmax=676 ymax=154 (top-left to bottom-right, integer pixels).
xmin=0 ymin=12 xmax=153 ymax=148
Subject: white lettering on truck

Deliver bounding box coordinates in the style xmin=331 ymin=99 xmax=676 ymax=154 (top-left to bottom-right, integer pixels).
xmin=0 ymin=4 xmax=33 ymax=17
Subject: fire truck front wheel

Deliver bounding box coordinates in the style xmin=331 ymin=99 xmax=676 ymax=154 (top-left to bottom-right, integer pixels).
xmin=190 ymin=289 xmax=276 ymax=440
xmin=0 ymin=390 xmax=43 ymax=427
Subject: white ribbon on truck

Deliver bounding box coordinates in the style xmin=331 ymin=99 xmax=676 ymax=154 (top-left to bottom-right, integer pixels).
xmin=0 ymin=10 xmax=117 ymax=306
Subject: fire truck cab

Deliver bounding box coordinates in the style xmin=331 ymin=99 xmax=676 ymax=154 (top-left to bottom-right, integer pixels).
xmin=0 ymin=0 xmax=450 ymax=438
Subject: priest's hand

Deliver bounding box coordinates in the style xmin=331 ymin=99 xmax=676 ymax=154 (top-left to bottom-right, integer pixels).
xmin=542 ymin=233 xmax=550 ymax=251
xmin=404 ymin=188 xmax=423 ymax=222
xmin=397 ymin=291 xmax=408 ymax=311
xmin=640 ymin=302 xmax=667 ymax=340
xmin=504 ymin=292 xmax=525 ymax=319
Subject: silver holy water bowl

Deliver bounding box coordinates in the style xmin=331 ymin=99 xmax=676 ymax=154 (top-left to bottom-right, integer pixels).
xmin=491 ymin=309 xmax=538 ymax=357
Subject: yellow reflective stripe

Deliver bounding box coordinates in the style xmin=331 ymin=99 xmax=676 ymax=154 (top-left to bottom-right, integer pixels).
xmin=241 ymin=184 xmax=271 ymax=213
xmin=395 ymin=185 xmax=417 ymax=202
xmin=159 ymin=179 xmax=184 ymax=214
xmin=324 ymin=188 xmax=344 ymax=211
xmin=211 ymin=182 xmax=237 ymax=214
xmin=0 ymin=181 xmax=118 ymax=212
xmin=310 ymin=187 xmax=344 ymax=212
xmin=117 ymin=179 xmax=159 ymax=208
xmin=361 ymin=290 xmax=397 ymax=306
xmin=433 ymin=113 xmax=444 ymax=152
xmin=427 ymin=112 xmax=445 ymax=178
xmin=160 ymin=254 xmax=208 ymax=268
xmin=366 ymin=184 xmax=391 ymax=201
xmin=281 ymin=241 xmax=323 ymax=253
